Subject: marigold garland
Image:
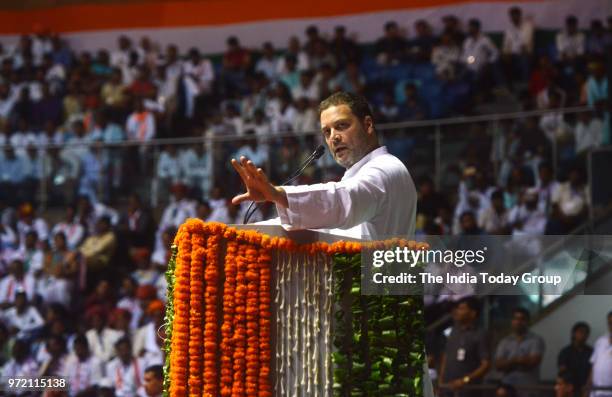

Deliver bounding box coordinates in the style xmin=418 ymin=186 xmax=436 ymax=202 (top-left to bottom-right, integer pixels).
xmin=188 ymin=233 xmax=205 ymax=396
xmin=220 ymin=240 xmax=238 ymax=397
xmin=203 ymin=233 xmax=220 ymax=397
xmin=232 ymin=242 xmax=247 ymax=397
xmin=169 ymin=230 xmax=190 ymax=397
xmin=167 ymin=219 xmax=428 ymax=396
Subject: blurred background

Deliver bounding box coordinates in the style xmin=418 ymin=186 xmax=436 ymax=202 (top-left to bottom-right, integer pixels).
xmin=0 ymin=0 xmax=610 ymax=396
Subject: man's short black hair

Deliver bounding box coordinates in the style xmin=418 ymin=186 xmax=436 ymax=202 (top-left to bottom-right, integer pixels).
xmin=74 ymin=334 xmax=88 ymax=347
xmin=491 ymin=189 xmax=504 ymax=201
xmin=513 ymin=307 xmax=530 ymax=320
xmin=468 ymin=19 xmax=481 ymax=30
xmin=571 ymin=321 xmax=590 ymax=334
xmin=460 ymin=210 xmax=475 ymax=221
xmin=115 ymin=336 xmax=132 ymax=348
xmin=145 ymin=365 xmax=164 ymax=380
xmin=384 ymin=21 xmax=398 ymax=31
xmin=566 ymin=15 xmax=578 ymax=26
xmin=455 ymin=296 xmax=481 ymax=316
xmin=306 ymin=25 xmax=318 ymax=36
xmin=318 ymin=92 xmax=373 ymax=120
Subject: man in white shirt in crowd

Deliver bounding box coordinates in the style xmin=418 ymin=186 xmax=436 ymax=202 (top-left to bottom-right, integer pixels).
xmin=51 ymin=206 xmax=85 ymax=250
xmin=232 ymin=130 xmax=269 ymax=169
xmin=574 ymin=110 xmax=603 ymax=155
xmin=556 ymin=16 xmax=585 ymax=64
xmin=1 ymin=290 xmax=44 ymax=340
xmin=0 ymin=258 xmax=36 ymax=306
xmin=462 ymin=19 xmax=499 ymax=74
xmin=585 ymin=311 xmax=612 ymax=397
xmin=292 ymin=70 xmax=320 ymax=107
xmin=19 ymin=230 xmax=44 ymax=275
xmin=106 ymin=337 xmax=146 ymax=397
xmin=1 ymin=339 xmax=39 ymax=379
xmin=461 ymin=19 xmax=499 ymax=90
xmin=502 ymin=7 xmax=534 ymax=83
xmin=535 ymin=162 xmax=560 ymax=215
xmin=508 ymin=188 xmax=547 ymax=236
xmin=61 ymin=334 xmax=104 ymax=396
xmin=546 ymin=166 xmax=589 ymax=234
xmin=157 ymin=183 xmax=196 ymax=239
xmin=179 ymin=143 xmax=211 ymax=198
xmin=255 ymin=42 xmax=279 ymax=81
xmin=85 ymin=305 xmax=124 ymax=363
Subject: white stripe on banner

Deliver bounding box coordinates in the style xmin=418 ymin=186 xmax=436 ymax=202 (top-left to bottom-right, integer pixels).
xmin=0 ymin=0 xmax=608 ymax=54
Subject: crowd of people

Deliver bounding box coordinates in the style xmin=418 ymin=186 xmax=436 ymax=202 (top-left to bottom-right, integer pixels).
xmin=430 ymin=297 xmax=611 ymax=397
xmin=0 ymin=6 xmax=609 ymax=397
xmin=0 ymin=7 xmax=608 ymax=207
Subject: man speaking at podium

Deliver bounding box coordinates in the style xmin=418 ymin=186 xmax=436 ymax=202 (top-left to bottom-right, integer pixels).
xmin=231 ymin=91 xmax=417 ymax=240
xmin=231 ymin=91 xmax=432 ymax=396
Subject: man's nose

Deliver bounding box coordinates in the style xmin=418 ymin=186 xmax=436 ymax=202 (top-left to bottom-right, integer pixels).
xmin=331 ymin=130 xmax=342 ymax=143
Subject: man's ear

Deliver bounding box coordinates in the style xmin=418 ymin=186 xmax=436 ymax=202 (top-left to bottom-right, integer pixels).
xmin=363 ymin=115 xmax=375 ymax=135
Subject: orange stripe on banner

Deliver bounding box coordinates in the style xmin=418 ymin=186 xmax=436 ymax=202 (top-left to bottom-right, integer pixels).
xmin=0 ymin=0 xmax=543 ymax=35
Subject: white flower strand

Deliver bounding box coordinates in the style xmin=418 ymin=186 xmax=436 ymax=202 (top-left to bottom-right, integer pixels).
xmin=311 ymin=253 xmax=321 ymax=396
xmin=286 ymin=252 xmax=293 ymax=396
xmin=276 ymin=249 xmax=283 ymax=396
xmin=324 ymin=255 xmax=333 ymax=397
xmin=302 ymin=254 xmax=308 ymax=396
xmin=293 ymin=253 xmax=300 ymax=394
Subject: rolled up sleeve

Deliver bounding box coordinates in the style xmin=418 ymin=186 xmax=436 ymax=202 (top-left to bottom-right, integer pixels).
xmin=276 ymin=170 xmax=385 ymax=231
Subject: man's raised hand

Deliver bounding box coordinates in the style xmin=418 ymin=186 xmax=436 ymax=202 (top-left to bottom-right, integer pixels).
xmin=231 ymin=156 xmax=288 ymax=208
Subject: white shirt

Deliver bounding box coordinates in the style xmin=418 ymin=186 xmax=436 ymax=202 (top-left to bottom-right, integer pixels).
xmin=1 ymin=358 xmax=39 ymax=378
xmin=431 ymin=45 xmax=460 ymax=77
xmin=182 ymin=59 xmax=215 ymax=93
xmin=503 ymin=20 xmax=534 ymax=54
xmin=51 ymin=221 xmax=85 ymax=249
xmin=292 ymin=82 xmax=320 ymax=102
xmin=590 ymin=334 xmax=612 ymax=397
xmin=462 ymin=34 xmax=499 ymax=72
xmin=61 ymin=353 xmax=104 ymax=396
xmin=232 ymin=145 xmax=268 ymax=167
xmin=126 ymin=112 xmax=156 ymax=142
xmin=292 ymin=108 xmax=318 ymax=133
xmin=0 ymin=274 xmax=36 ymax=303
xmin=575 ymin=119 xmax=603 ymax=154
xmin=2 ymin=306 xmax=44 ymax=338
xmin=276 ymin=146 xmax=416 ymax=239
xmin=156 ymin=151 xmax=181 ymax=181
xmin=106 ymin=356 xmax=146 ymax=397
xmin=85 ymin=328 xmax=124 ymax=362
xmin=158 ymin=199 xmax=196 ymax=231
xmin=556 ymin=31 xmax=585 ymax=59
xmin=552 ymin=182 xmax=589 ymax=217
xmin=133 ymin=322 xmax=162 ymax=360
xmin=508 ymin=205 xmax=547 ymax=235
xmin=118 ymin=296 xmax=143 ymax=331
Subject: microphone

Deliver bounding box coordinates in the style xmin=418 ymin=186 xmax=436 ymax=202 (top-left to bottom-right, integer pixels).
xmin=242 ymin=145 xmax=326 ymax=224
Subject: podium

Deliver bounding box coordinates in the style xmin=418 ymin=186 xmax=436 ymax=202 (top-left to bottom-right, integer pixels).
xmin=164 ymin=220 xmax=426 ymax=397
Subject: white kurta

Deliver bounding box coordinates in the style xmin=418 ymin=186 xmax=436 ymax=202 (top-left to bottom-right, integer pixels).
xmin=275 ymin=146 xmax=416 ymax=239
